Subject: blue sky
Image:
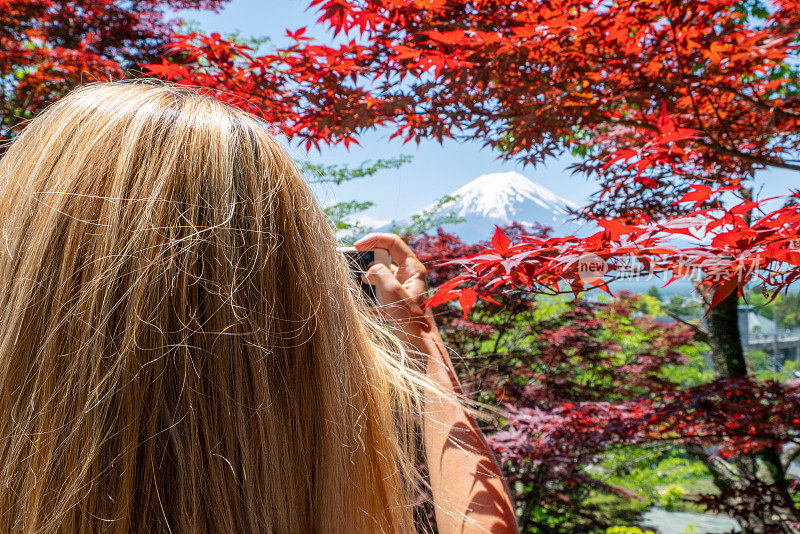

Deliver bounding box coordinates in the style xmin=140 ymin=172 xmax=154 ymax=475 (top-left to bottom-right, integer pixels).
xmin=177 ymin=0 xmax=798 ymax=228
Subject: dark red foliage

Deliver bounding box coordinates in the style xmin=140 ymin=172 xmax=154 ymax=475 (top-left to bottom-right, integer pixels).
xmin=492 ymin=378 xmax=800 ymax=465
xmin=490 ymin=299 xmax=692 ymax=406
xmin=491 ymin=378 xmax=800 ymax=532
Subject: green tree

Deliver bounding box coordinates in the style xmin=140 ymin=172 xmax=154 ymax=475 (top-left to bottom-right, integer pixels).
xmin=300 ymin=155 xmax=413 ymax=243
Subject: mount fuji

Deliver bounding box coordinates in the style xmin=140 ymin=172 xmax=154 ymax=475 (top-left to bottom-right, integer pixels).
xmin=381 ymin=171 xmax=582 ymax=244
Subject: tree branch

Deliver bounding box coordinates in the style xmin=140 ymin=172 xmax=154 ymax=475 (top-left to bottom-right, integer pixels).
xmin=695 ymin=139 xmax=800 ymax=173
xmin=614 ymin=119 xmax=800 ymax=173
xmin=665 ymin=311 xmax=709 ymax=344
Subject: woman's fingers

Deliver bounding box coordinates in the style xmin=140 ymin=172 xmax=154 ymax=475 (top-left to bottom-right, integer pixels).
xmin=362 ymin=263 xmax=425 ymax=317
xmin=354 ymin=232 xmax=414 ymax=263
xmin=354 ymin=232 xmax=421 ymax=265
xmin=353 ymin=233 xmax=426 ymax=285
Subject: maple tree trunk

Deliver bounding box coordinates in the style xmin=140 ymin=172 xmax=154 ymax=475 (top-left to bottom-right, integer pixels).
xmin=706 ymin=290 xmax=748 ymax=378
xmin=704 ymin=291 xmax=796 ymax=533
xmin=518 ymin=465 xmax=547 ymax=533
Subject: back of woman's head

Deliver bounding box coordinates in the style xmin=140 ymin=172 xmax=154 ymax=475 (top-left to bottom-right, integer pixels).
xmin=0 ymin=81 xmax=420 ymax=533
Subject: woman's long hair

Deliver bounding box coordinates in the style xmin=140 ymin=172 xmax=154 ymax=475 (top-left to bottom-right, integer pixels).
xmin=0 ymin=81 xmax=425 ymax=533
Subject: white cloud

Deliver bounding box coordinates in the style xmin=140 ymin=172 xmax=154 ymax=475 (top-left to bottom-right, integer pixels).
xmin=346 ymin=214 xmax=391 ymax=228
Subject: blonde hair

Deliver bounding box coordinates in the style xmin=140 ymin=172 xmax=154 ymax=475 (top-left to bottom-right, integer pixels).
xmin=0 ymin=81 xmax=426 ymax=533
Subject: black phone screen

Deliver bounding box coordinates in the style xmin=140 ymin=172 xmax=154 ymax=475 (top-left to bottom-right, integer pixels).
xmin=343 ymin=250 xmax=378 ymax=304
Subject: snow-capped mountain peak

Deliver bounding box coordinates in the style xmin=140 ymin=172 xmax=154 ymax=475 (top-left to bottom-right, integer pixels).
xmin=448 ymin=171 xmax=578 ymax=222
xmin=379 ymin=171 xmax=581 ymax=243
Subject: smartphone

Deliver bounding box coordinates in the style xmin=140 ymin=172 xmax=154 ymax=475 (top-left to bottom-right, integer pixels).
xmin=338 ymin=246 xmax=392 ymax=305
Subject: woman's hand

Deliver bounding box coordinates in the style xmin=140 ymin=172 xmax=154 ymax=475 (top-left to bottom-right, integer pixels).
xmin=353 ymin=232 xmax=435 ymax=346
xmin=356 ymin=232 xmax=520 ymax=534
